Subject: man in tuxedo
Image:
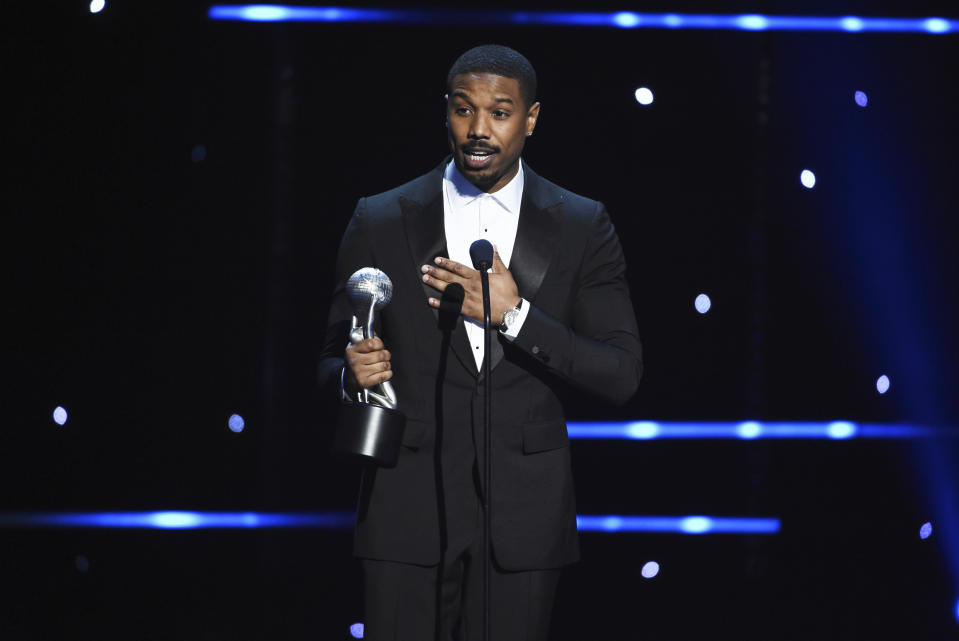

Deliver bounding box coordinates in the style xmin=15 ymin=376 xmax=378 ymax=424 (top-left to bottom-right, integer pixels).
xmin=318 ymin=44 xmax=642 ymax=641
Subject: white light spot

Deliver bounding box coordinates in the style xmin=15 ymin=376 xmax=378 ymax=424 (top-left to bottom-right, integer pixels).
xmin=350 ymin=622 xmax=365 ymax=639
xmin=663 ymin=14 xmax=683 ymax=28
xmin=641 ymin=561 xmax=660 ymax=578
xmin=89 ymin=0 xmax=105 ymax=13
xmin=228 ymin=414 xmax=245 ymax=433
xmin=626 ymin=421 xmax=660 ymax=439
xmin=695 ymin=293 xmax=711 ymax=314
xmin=876 ymin=375 xmax=890 ymax=394
xmin=854 ymin=90 xmax=868 ymax=107
xmin=919 ymin=522 xmax=933 ymax=539
xmin=737 ymin=421 xmax=762 ymax=439
xmin=634 ymin=87 xmax=654 ymax=106
xmin=800 ymin=169 xmax=816 ymax=189
xmin=53 ymin=406 xmax=68 ymax=426
xmin=240 ymin=5 xmax=290 ymax=21
xmin=736 ymin=14 xmax=769 ymax=31
xmin=840 ymin=16 xmax=865 ymax=32
xmin=149 ymin=511 xmax=202 ymax=529
xmin=602 ymin=516 xmax=624 ymax=531
xmin=924 ymin=18 xmax=950 ymax=34
xmin=826 ymin=421 xmax=857 ymax=439
xmin=679 ymin=516 xmax=712 ymax=534
xmin=612 ymin=12 xmax=640 ymax=28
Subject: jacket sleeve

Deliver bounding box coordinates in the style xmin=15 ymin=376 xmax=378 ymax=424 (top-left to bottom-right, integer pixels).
xmin=511 ymin=202 xmax=643 ymax=405
xmin=317 ymin=198 xmax=374 ymax=397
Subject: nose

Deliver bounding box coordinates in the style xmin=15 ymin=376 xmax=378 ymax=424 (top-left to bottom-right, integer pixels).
xmin=468 ymin=113 xmax=491 ymax=140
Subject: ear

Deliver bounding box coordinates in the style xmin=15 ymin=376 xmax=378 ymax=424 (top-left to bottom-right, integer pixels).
xmin=526 ymin=101 xmax=541 ymax=136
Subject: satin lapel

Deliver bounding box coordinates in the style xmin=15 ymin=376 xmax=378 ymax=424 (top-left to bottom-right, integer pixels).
xmin=401 ymin=179 xmax=478 ymax=378
xmin=489 ymin=166 xmax=563 ymax=372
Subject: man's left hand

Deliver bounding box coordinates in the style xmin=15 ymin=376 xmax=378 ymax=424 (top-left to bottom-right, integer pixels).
xmin=422 ymin=248 xmax=520 ymax=325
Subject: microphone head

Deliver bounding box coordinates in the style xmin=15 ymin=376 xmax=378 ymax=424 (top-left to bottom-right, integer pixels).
xmin=469 ymin=239 xmax=494 ymax=270
xmin=346 ymin=268 xmax=393 ymax=318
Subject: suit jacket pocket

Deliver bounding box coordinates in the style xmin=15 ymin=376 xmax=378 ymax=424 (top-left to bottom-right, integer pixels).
xmin=522 ymin=419 xmax=569 ymax=454
xmin=402 ymin=419 xmax=428 ymax=449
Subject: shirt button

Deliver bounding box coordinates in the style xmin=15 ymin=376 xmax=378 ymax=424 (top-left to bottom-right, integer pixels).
xmin=531 ymin=346 xmax=540 ymax=354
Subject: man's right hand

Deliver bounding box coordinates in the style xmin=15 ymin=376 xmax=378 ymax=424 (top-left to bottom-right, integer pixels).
xmin=345 ymin=337 xmax=392 ymax=389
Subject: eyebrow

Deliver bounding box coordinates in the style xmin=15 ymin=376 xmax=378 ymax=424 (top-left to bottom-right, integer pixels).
xmin=450 ymin=90 xmax=515 ymax=106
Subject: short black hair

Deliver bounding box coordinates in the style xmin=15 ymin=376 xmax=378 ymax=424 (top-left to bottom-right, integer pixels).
xmin=446 ymin=44 xmax=537 ymax=108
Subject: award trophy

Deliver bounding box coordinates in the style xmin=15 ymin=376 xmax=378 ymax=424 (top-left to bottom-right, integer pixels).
xmin=333 ymin=267 xmax=406 ymax=467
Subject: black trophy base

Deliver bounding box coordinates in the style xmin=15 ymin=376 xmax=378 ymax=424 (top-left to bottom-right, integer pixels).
xmin=334 ymin=402 xmax=406 ymax=467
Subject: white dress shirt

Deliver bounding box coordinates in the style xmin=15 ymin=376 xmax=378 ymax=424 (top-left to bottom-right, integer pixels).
xmin=443 ymin=160 xmax=530 ymax=370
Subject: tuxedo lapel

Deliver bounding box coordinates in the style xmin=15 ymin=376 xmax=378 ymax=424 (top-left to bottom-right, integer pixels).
xmin=400 ymin=164 xmax=478 ymax=377
xmin=488 ymin=163 xmax=563 ymax=372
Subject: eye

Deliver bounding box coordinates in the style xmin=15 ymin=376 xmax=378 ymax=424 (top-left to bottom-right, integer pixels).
xmin=454 ymin=106 xmax=472 ymax=116
xmin=492 ymin=110 xmax=510 ymax=119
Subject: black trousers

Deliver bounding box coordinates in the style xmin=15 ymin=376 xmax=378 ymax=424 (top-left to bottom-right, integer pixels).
xmin=361 ymin=493 xmax=561 ymax=641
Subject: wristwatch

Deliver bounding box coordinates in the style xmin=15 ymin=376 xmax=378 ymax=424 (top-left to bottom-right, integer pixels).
xmin=498 ymin=299 xmax=524 ymax=334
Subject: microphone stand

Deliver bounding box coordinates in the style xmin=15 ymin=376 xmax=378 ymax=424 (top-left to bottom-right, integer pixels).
xmin=469 ymin=238 xmax=494 ymax=641
xmin=479 ymin=265 xmax=492 ymax=641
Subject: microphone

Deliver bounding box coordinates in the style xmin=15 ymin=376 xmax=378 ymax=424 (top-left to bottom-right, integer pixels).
xmin=345 ymin=267 xmax=397 ymax=409
xmin=469 ymin=239 xmax=494 ymax=271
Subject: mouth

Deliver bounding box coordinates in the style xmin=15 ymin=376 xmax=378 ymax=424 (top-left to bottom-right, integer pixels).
xmin=461 ymin=147 xmax=497 ymax=170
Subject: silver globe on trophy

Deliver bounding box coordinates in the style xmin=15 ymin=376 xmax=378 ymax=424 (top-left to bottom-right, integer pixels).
xmin=333 ymin=267 xmax=406 ymax=467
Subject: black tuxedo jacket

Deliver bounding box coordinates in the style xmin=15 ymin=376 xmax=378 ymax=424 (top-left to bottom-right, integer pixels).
xmin=319 ymin=160 xmax=642 ymax=571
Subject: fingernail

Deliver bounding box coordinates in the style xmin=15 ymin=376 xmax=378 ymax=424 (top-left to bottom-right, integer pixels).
xmin=421 ymin=265 xmax=429 ymax=273
xmin=435 ymin=257 xmax=443 ymax=264
xmin=422 ymin=274 xmax=429 ymax=282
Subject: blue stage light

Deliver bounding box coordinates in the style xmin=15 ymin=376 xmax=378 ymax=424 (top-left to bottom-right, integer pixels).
xmin=350 ymin=623 xmax=365 ymax=639
xmin=855 ymin=91 xmax=869 ymax=107
xmin=876 ymin=375 xmax=891 ymax=394
xmin=920 ymin=522 xmax=933 ymax=539
xmin=566 ymin=421 xmax=946 ymax=440
xmin=634 ymin=87 xmax=654 ymax=106
xmin=800 ymin=169 xmax=816 ymax=189
xmin=228 ymin=413 xmax=245 ymax=433
xmin=641 ymin=561 xmax=660 ymax=578
xmin=954 ymin=597 xmax=959 ymax=622
xmin=89 ymin=0 xmax=105 ymax=13
xmin=695 ymin=293 xmax=711 ymax=314
xmin=53 ymin=406 xmax=68 ymax=426
xmin=0 ymin=511 xmax=777 ymax=534
xmin=575 ymin=515 xmax=782 ymax=534
xmin=206 ymin=7 xmax=959 ymax=34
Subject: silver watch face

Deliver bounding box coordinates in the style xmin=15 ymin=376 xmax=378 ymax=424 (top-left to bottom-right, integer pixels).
xmin=502 ymin=307 xmax=519 ymax=330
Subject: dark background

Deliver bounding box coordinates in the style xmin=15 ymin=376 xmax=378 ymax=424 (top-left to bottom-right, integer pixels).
xmin=3 ymin=1 xmax=958 ymax=639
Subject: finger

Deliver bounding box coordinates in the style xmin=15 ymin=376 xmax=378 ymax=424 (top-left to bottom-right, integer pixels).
xmin=347 ymin=337 xmax=384 ymax=354
xmin=422 ymin=270 xmax=450 ymax=292
xmin=349 ymin=349 xmax=391 ymax=367
xmin=433 ymin=256 xmax=475 ymax=277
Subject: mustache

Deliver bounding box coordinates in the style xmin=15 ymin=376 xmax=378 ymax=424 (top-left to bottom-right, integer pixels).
xmin=460 ymin=143 xmax=500 ymax=153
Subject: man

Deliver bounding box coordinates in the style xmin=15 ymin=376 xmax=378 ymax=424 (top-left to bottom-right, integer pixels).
xmin=319 ymin=44 xmax=642 ymax=641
